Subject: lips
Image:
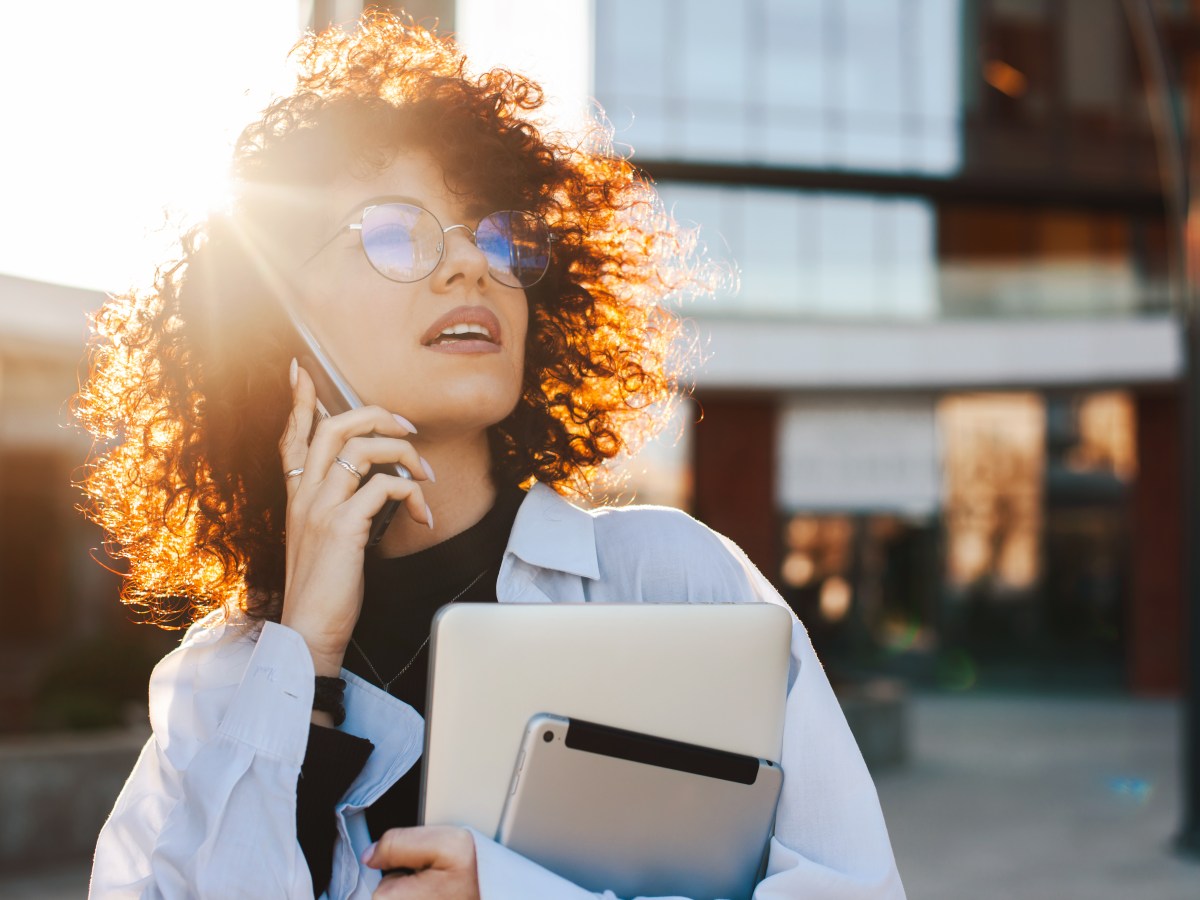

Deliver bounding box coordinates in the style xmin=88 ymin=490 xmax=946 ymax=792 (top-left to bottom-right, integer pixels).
xmin=421 ymin=306 xmax=503 ymax=347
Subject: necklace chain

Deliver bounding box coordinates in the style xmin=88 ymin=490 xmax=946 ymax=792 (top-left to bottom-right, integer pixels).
xmin=350 ymin=566 xmax=491 ymax=694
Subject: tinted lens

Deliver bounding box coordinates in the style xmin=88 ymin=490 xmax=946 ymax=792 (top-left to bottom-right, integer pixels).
xmin=359 ymin=204 xmax=444 ymax=282
xmin=476 ymin=211 xmax=551 ymax=288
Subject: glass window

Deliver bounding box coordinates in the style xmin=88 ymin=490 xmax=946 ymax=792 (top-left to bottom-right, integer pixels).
xmin=841 ymin=1 xmax=905 ymax=121
xmin=657 ymin=182 xmax=1163 ymax=320
xmin=593 ymin=0 xmax=672 ymax=156
xmin=1063 ymin=0 xmax=1123 ymax=115
xmin=681 ymin=105 xmax=751 ymax=162
xmin=761 ymin=0 xmax=825 ymax=114
xmin=816 ymin=195 xmax=884 ymax=316
xmin=658 ymin=183 xmax=938 ymax=319
xmin=594 ymin=0 xmax=965 ymax=175
xmin=914 ymin=0 xmax=965 ymax=172
xmin=595 ymin=0 xmax=670 ymax=101
xmin=739 ymin=189 xmax=805 ymax=313
xmin=883 ymin=199 xmax=939 ymax=318
xmin=762 ymin=113 xmax=830 ymax=169
xmin=933 ymin=389 xmax=1132 ymax=681
xmin=680 ymin=0 xmax=748 ymax=105
xmin=940 ymin=393 xmax=1046 ymax=592
xmin=938 ymin=206 xmax=1148 ymax=317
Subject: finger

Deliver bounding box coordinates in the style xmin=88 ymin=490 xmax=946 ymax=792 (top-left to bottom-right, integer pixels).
xmin=372 ymin=874 xmax=417 ymax=900
xmin=304 ymin=405 xmax=418 ymax=486
xmin=365 ymin=826 xmax=473 ymax=872
xmin=337 ymin=436 xmax=433 ymax=484
xmin=280 ymin=362 xmax=317 ymax=501
xmin=371 ymin=872 xmax=437 ymax=900
xmin=341 ymin=474 xmax=431 ymax=530
xmin=371 ymin=872 xmax=427 ymax=900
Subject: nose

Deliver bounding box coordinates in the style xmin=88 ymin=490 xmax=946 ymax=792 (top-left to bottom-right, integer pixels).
xmin=432 ymin=223 xmax=489 ymax=291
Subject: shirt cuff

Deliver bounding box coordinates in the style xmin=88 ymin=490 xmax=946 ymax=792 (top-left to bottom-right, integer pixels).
xmin=217 ymin=620 xmax=317 ymax=764
xmin=469 ymin=828 xmax=598 ymax=900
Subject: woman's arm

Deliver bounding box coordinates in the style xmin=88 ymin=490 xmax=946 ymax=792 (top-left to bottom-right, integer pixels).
xmin=365 ymin=608 xmax=904 ymax=900
xmin=91 ymin=365 xmax=435 ymax=899
xmin=432 ymin=514 xmax=906 ymax=900
xmin=89 ymin=619 xmax=324 ymax=899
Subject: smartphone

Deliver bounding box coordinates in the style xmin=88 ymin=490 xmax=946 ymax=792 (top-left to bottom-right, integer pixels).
xmin=497 ymin=713 xmax=782 ymax=900
xmin=279 ymin=302 xmax=410 ymax=548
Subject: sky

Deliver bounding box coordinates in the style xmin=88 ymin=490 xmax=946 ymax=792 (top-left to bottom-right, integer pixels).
xmin=0 ymin=1 xmax=590 ymax=295
xmin=0 ymin=1 xmax=301 ymax=293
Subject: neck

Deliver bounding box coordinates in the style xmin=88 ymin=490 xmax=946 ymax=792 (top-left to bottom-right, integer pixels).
xmin=372 ymin=429 xmax=497 ymax=558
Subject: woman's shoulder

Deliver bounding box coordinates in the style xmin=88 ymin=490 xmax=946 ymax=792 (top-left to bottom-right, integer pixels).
xmin=586 ymin=500 xmax=766 ymax=603
xmin=590 ymin=500 xmax=723 ymax=549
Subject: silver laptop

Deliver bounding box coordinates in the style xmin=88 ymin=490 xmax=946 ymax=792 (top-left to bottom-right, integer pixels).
xmin=420 ymin=602 xmax=793 ymax=845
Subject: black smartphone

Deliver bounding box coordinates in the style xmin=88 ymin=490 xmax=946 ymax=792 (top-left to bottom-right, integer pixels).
xmin=280 ymin=302 xmax=408 ymax=548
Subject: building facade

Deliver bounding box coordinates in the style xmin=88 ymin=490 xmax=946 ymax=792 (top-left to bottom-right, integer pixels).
xmin=593 ymin=0 xmax=1188 ymax=693
xmin=2 ymin=0 xmax=1191 ymax=734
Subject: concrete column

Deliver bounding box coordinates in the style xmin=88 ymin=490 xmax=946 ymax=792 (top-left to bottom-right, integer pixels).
xmin=1130 ymin=389 xmax=1185 ymax=693
xmin=691 ymin=393 xmax=780 ymax=585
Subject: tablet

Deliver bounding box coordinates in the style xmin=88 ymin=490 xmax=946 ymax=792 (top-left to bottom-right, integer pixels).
xmin=498 ymin=713 xmax=782 ymax=900
xmin=420 ymin=602 xmax=793 ymax=837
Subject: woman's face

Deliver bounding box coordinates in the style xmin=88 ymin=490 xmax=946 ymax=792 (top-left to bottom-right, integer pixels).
xmin=296 ymin=150 xmax=529 ymax=441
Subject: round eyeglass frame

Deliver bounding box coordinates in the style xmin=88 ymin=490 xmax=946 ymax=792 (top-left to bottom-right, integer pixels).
xmin=327 ymin=202 xmax=554 ymax=290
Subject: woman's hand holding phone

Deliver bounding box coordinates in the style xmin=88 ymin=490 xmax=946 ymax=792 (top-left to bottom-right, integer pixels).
xmin=278 ymin=362 xmax=434 ymax=678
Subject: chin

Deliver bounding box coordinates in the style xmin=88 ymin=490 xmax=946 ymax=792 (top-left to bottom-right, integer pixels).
xmin=404 ymin=389 xmax=522 ymax=435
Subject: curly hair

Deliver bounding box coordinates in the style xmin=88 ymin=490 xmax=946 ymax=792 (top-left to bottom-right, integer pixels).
xmin=74 ymin=11 xmax=712 ymax=627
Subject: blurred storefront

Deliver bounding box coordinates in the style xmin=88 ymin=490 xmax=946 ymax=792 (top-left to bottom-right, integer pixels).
xmin=0 ymin=274 xmax=138 ymax=731
xmin=593 ymin=0 xmax=1190 ymax=693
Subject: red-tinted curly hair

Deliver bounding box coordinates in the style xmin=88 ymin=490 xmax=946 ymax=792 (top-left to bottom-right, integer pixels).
xmin=74 ymin=11 xmax=711 ymax=626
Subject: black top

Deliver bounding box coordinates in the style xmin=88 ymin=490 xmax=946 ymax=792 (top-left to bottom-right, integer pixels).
xmin=295 ymin=484 xmax=526 ymax=894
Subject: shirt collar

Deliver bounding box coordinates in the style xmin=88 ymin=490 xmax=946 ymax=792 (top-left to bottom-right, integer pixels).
xmin=505 ymin=482 xmax=600 ymax=580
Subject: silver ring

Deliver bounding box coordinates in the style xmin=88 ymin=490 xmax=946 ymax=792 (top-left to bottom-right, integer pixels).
xmin=284 ymin=467 xmax=304 ymax=479
xmin=333 ymin=456 xmax=364 ymax=482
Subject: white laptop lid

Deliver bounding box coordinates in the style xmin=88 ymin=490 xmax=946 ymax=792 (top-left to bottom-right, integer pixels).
xmin=420 ymin=602 xmax=793 ymax=837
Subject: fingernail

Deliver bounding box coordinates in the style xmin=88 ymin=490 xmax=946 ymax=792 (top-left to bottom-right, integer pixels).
xmin=360 ymin=841 xmax=376 ymax=865
xmin=419 ymin=457 xmax=436 ymax=483
xmin=392 ymin=413 xmax=417 ymax=433
xmin=425 ymin=503 xmax=435 ymax=530
xmin=289 ymin=357 xmax=298 ymax=389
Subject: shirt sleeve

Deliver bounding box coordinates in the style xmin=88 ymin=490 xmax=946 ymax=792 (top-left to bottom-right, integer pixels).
xmin=297 ymin=726 xmax=375 ymax=897
xmin=89 ymin=618 xmax=328 ymax=899
xmin=724 ymin=534 xmax=906 ymax=898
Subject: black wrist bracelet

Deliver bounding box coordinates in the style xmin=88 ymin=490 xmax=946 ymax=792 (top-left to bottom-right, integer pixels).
xmin=313 ymin=676 xmax=346 ymax=727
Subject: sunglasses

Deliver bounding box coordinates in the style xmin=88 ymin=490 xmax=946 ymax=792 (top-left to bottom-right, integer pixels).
xmin=316 ymin=202 xmax=553 ymax=289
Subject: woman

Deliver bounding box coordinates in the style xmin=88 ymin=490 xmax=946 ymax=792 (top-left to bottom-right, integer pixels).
xmin=81 ymin=12 xmax=905 ymax=899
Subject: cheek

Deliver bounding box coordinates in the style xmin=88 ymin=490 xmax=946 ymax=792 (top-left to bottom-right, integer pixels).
xmin=509 ymin=306 xmax=530 ymax=378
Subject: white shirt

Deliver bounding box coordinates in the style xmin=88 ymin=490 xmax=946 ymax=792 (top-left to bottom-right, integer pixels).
xmin=90 ymin=482 xmax=906 ymax=899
